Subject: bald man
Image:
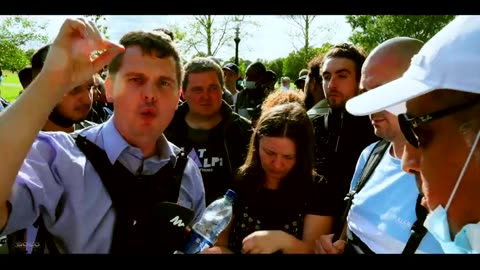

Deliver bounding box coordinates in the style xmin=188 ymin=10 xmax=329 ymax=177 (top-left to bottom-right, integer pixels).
xmin=315 ymin=37 xmax=444 ymax=254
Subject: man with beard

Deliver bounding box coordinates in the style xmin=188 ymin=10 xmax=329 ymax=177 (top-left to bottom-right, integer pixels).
xmin=308 ymin=43 xmax=378 ymax=236
xmin=346 ymin=16 xmax=480 ymax=254
xmin=315 ymin=37 xmax=443 ymax=254
xmin=5 ymin=43 xmax=98 ymax=254
xmin=29 ymin=44 xmax=97 ymax=133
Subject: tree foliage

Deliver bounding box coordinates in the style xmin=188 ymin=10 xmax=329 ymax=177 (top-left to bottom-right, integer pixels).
xmin=282 ymin=15 xmax=318 ymax=64
xmin=0 ymin=16 xmax=49 ymax=71
xmin=346 ymin=15 xmax=456 ymax=53
xmin=265 ymin=58 xmax=284 ymax=83
xmin=181 ymin=15 xmax=233 ymax=57
xmin=282 ymin=46 xmax=324 ymax=80
xmin=170 ymin=15 xmax=258 ymax=61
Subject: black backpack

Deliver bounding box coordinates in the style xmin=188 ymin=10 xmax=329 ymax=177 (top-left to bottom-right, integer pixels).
xmin=9 ymin=134 xmax=189 ymax=254
xmin=338 ymin=139 xmax=428 ymax=254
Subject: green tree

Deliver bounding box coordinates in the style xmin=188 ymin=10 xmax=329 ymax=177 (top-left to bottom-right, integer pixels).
xmin=24 ymin=48 xmax=36 ymax=64
xmin=0 ymin=16 xmax=49 ymax=71
xmin=171 ymin=15 xmax=257 ymax=60
xmin=346 ymin=15 xmax=456 ymax=53
xmin=181 ymin=15 xmax=234 ymax=57
xmin=161 ymin=24 xmax=189 ymax=64
xmin=265 ymin=58 xmax=284 ymax=83
xmin=282 ymin=15 xmax=318 ymax=64
xmin=283 ymin=46 xmax=323 ymax=80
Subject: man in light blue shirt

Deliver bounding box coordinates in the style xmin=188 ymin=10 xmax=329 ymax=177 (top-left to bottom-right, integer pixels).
xmin=0 ymin=18 xmax=206 ymax=253
xmin=315 ymin=37 xmax=443 ymax=254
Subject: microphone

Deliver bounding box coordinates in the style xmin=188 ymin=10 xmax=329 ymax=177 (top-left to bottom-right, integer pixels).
xmin=138 ymin=201 xmax=195 ymax=254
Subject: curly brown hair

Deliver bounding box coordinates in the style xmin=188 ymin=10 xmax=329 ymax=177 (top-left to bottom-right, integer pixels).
xmin=260 ymin=89 xmax=306 ymax=113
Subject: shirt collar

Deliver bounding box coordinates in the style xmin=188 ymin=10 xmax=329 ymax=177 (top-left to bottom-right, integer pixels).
xmin=101 ymin=117 xmax=176 ymax=164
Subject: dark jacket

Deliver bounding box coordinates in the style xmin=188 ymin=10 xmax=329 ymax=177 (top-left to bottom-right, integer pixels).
xmin=164 ymin=101 xmax=253 ymax=202
xmin=235 ymin=86 xmax=266 ymax=122
xmin=309 ymin=106 xmax=378 ymax=221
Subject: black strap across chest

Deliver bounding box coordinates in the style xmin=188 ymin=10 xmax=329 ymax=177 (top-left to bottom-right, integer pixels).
xmin=342 ymin=140 xmax=429 ymax=254
xmin=31 ymin=135 xmax=188 ymax=254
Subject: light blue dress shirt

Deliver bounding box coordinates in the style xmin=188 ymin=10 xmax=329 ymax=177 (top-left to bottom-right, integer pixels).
xmin=1 ymin=118 xmax=206 ymax=253
xmin=347 ymin=142 xmax=443 ymax=254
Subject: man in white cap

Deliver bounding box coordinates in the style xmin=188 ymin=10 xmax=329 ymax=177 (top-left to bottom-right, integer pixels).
xmin=346 ymin=15 xmax=480 ymax=254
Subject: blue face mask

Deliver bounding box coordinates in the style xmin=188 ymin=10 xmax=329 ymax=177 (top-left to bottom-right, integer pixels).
xmin=423 ymin=130 xmax=480 ymax=254
xmin=244 ymin=80 xmax=256 ymax=90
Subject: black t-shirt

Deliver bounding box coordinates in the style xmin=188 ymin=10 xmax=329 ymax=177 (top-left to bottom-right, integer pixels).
xmin=227 ymin=178 xmax=340 ymax=254
xmin=186 ymin=124 xmax=231 ymax=205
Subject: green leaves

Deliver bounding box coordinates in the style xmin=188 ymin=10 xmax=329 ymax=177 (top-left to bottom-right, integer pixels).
xmin=0 ymin=16 xmax=49 ymax=71
xmin=346 ymin=15 xmax=456 ymax=53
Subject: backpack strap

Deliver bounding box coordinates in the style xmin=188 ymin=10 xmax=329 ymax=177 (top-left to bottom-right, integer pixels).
xmin=401 ymin=193 xmax=428 ymax=254
xmin=33 ymin=134 xmax=115 ymax=255
xmin=32 ymin=134 xmax=188 ymax=254
xmin=75 ymin=134 xmax=126 ymax=204
xmin=74 ymin=135 xmax=188 ymax=254
xmin=334 ymin=139 xmax=390 ymax=240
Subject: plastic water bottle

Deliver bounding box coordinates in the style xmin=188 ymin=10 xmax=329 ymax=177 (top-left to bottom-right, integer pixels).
xmin=183 ymin=189 xmax=237 ymax=254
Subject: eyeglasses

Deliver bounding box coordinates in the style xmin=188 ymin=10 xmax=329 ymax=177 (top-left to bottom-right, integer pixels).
xmin=398 ymin=98 xmax=480 ymax=148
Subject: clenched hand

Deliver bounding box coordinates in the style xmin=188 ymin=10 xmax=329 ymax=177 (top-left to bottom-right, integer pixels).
xmin=41 ymin=18 xmax=124 ymax=95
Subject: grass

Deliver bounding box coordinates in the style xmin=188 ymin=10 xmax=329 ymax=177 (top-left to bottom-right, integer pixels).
xmin=3 ymin=70 xmax=21 ymax=84
xmin=1 ymin=85 xmax=22 ymax=102
xmin=1 ymin=70 xmax=23 ymax=102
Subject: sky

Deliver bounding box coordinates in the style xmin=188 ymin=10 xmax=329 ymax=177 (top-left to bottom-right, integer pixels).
xmin=26 ymin=15 xmax=353 ymax=62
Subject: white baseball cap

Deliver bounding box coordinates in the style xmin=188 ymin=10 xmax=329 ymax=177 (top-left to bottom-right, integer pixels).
xmin=346 ymin=15 xmax=480 ymax=116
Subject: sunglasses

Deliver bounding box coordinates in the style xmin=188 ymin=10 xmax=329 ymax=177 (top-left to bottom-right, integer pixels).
xmin=398 ymin=98 xmax=480 ymax=148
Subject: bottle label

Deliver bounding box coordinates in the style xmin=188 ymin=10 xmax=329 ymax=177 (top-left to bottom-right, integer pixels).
xmin=183 ymin=230 xmax=214 ymax=254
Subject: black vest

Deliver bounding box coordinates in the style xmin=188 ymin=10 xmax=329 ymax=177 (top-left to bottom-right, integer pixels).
xmin=25 ymin=135 xmax=188 ymax=255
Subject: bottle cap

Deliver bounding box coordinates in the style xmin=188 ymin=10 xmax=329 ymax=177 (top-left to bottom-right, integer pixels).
xmin=225 ymin=189 xmax=237 ymax=202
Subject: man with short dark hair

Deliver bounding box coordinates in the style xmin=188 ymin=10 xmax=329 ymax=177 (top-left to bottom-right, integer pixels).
xmin=30 ymin=44 xmax=97 ymax=132
xmin=309 ymin=43 xmax=378 ymax=235
xmin=0 ymin=18 xmax=206 ymax=253
xmin=316 ymin=37 xmax=443 ymax=254
xmin=165 ymin=57 xmax=251 ymax=205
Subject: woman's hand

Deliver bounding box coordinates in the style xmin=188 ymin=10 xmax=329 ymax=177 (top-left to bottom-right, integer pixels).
xmin=241 ymin=230 xmax=290 ymax=254
xmin=200 ymin=246 xmax=234 ymax=254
